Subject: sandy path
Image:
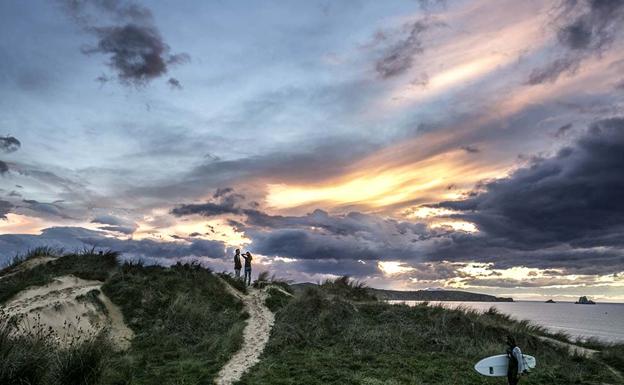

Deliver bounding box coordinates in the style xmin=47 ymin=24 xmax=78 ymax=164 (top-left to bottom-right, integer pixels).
xmin=215 ymin=284 xmax=275 ymax=385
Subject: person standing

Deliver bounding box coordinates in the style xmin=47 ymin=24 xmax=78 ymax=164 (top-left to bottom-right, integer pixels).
xmin=506 ymin=335 xmax=526 ymax=385
xmin=234 ymin=249 xmax=242 ymax=278
xmin=242 ymin=251 xmax=253 ymax=286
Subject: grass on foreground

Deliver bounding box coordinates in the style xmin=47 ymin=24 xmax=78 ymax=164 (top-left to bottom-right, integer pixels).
xmin=239 ymin=277 xmax=622 ymax=385
xmin=0 ymin=309 xmax=115 ymax=385
xmin=100 ymin=262 xmax=248 ymax=385
xmin=0 ymin=247 xmax=119 ymax=304
xmin=0 ymin=250 xmax=249 ymax=385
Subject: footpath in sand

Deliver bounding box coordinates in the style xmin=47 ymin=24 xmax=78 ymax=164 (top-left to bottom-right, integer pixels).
xmin=215 ymin=284 xmax=276 ymax=385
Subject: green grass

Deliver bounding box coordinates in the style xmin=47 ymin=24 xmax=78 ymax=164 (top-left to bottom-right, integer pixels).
xmin=239 ymin=286 xmax=621 ymax=385
xmin=2 ymin=253 xmax=622 ymax=385
xmin=218 ymin=271 xmax=248 ymax=294
xmin=0 ymin=250 xmax=252 ymax=385
xmin=599 ymin=343 xmax=624 ymax=374
xmin=100 ymin=262 xmax=248 ymax=385
xmin=264 ymin=287 xmax=292 ymax=312
xmin=0 ymin=248 xmax=119 ymax=304
xmin=0 ymin=309 xmax=115 ymax=385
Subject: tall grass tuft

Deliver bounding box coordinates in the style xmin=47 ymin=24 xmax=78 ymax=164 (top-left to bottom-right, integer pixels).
xmin=320 ymin=275 xmax=376 ymax=301
xmin=0 ymin=309 xmax=114 ymax=385
xmin=253 ymin=271 xmax=293 ymax=292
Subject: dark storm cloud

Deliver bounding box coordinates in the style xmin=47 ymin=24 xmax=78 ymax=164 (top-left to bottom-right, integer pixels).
xmin=60 ymin=0 xmax=189 ymax=86
xmin=437 ymin=117 xmax=624 ymax=249
xmin=0 ymin=136 xmax=21 ymax=153
xmin=0 ymin=161 xmax=8 ymax=174
xmin=167 ymin=114 xmax=624 ymax=276
xmin=0 ymin=226 xmax=227 ymax=267
xmin=171 ymin=188 xmax=247 ymax=217
xmin=528 ymin=0 xmax=624 ymax=84
xmin=174 ymin=190 xmax=432 ymax=262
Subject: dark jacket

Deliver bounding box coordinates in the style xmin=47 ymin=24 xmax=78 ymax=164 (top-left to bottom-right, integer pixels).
xmin=242 ymin=254 xmax=252 ymax=269
xmin=234 ymin=254 xmax=242 ymax=269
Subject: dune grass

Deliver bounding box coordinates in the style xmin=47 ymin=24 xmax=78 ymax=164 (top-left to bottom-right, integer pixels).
xmin=0 ymin=248 xmax=119 ymax=304
xmin=239 ymin=282 xmax=621 ymax=385
xmin=2 ymin=256 xmax=621 ymax=385
xmin=100 ymin=262 xmax=248 ymax=385
xmin=0 ymin=250 xmax=251 ymax=385
xmin=0 ymin=309 xmax=115 ymax=385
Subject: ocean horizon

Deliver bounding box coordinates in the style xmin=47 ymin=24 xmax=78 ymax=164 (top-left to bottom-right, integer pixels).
xmin=390 ymin=300 xmax=624 ymax=343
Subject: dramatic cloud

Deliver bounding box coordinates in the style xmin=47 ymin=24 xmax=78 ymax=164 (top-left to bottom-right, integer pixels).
xmin=61 ymin=0 xmax=189 ymax=85
xmin=437 ymin=117 xmax=624 ymax=248
xmin=0 ymin=136 xmax=21 ymax=153
xmin=528 ymin=0 xmax=624 ymax=84
xmin=0 ymin=161 xmax=8 ymax=174
xmin=0 ymin=226 xmax=227 ymax=267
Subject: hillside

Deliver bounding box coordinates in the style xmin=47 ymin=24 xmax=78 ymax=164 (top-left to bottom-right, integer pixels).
xmin=0 ymin=249 xmax=622 ymax=385
xmin=292 ymin=282 xmax=514 ymax=302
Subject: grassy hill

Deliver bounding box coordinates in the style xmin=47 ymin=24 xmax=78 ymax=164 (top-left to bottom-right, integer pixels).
xmin=1 ymin=249 xmax=622 ymax=385
xmin=242 ymin=279 xmax=622 ymax=385
xmin=0 ymin=249 xmax=247 ymax=385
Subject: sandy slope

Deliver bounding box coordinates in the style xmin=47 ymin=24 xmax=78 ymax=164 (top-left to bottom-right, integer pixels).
xmin=3 ymin=275 xmax=133 ymax=349
xmin=215 ymin=284 xmax=275 ymax=385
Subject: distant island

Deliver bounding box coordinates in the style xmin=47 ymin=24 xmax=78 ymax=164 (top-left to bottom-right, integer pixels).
xmin=368 ymin=288 xmax=514 ymax=302
xmin=545 ymin=299 xmax=556 ymax=303
xmin=575 ymin=296 xmax=596 ymax=305
xmin=292 ymin=283 xmax=513 ymax=302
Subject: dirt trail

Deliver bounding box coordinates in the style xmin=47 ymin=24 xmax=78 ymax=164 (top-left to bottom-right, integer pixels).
xmin=215 ymin=284 xmax=275 ymax=385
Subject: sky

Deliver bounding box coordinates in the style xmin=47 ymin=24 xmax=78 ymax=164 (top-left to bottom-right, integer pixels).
xmin=1 ymin=0 xmax=624 ymax=302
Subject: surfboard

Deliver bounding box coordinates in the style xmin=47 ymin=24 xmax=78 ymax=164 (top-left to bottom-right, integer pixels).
xmin=474 ymin=354 xmax=536 ymax=377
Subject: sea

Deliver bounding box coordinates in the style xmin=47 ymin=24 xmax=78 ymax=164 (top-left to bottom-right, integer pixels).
xmin=389 ymin=300 xmax=624 ymax=343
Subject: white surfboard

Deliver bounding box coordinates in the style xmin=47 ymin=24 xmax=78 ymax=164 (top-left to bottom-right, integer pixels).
xmin=474 ymin=354 xmax=536 ymax=377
